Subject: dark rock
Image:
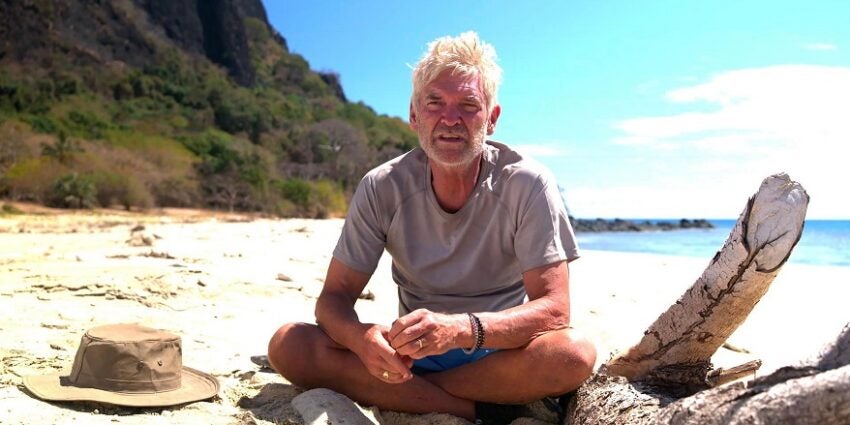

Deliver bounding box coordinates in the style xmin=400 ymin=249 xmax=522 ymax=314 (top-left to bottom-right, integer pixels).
xmin=196 ymin=0 xmax=255 ymax=86
xmin=0 ymin=0 xmax=157 ymax=68
xmin=0 ymin=0 xmax=289 ymax=88
xmin=570 ymin=216 xmax=715 ymax=233
xmin=319 ymin=71 xmax=347 ymax=102
xmin=140 ymin=0 xmax=206 ymax=55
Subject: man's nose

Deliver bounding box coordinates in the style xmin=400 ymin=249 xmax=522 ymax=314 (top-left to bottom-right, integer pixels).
xmin=439 ymin=106 xmax=462 ymax=126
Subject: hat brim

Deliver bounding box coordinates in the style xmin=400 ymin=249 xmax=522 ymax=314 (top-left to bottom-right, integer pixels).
xmin=22 ymin=366 xmax=219 ymax=407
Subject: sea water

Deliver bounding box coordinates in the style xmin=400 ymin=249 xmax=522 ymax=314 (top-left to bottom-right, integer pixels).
xmin=575 ymin=219 xmax=850 ymax=268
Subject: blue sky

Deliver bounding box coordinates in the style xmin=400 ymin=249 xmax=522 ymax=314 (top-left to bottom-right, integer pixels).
xmin=263 ymin=1 xmax=848 ymax=219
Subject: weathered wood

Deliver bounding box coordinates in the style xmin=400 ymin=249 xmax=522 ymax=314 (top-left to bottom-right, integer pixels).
xmin=705 ymin=359 xmax=762 ymax=387
xmin=569 ymin=324 xmax=850 ymax=425
xmin=651 ymin=363 xmax=850 ymax=425
xmin=567 ymin=373 xmax=674 ymax=425
xmin=804 ymin=322 xmax=850 ymax=370
xmin=567 ymin=174 xmax=850 ymax=424
xmin=606 ymin=173 xmax=809 ymax=382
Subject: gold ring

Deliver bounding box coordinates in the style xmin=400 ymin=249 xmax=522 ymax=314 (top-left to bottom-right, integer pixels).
xmin=417 ymin=338 xmax=424 ymax=349
xmin=382 ymin=370 xmax=390 ymax=380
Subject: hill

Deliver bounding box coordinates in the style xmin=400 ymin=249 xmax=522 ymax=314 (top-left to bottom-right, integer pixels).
xmin=0 ymin=0 xmax=416 ymax=217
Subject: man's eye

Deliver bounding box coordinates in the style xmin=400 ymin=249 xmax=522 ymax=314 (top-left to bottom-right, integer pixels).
xmin=463 ymin=104 xmax=481 ymax=112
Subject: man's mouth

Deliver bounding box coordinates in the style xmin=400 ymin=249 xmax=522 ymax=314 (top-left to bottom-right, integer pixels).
xmin=435 ymin=133 xmax=466 ymax=143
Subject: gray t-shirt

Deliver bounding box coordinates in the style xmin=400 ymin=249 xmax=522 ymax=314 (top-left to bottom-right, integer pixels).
xmin=333 ymin=141 xmax=580 ymax=315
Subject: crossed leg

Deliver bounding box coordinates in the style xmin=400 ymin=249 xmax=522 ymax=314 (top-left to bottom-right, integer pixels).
xmin=267 ymin=323 xmax=596 ymax=421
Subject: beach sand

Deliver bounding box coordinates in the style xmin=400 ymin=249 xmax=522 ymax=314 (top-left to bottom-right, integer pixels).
xmin=1 ymin=204 xmax=848 ymax=424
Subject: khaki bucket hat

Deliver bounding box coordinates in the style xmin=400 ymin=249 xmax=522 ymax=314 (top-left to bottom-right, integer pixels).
xmin=23 ymin=323 xmax=219 ymax=407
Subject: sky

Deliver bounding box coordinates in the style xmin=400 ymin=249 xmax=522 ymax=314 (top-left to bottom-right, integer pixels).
xmin=263 ymin=1 xmax=849 ymax=219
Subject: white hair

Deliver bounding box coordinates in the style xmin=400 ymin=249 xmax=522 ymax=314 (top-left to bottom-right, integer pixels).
xmin=411 ymin=31 xmax=502 ymax=110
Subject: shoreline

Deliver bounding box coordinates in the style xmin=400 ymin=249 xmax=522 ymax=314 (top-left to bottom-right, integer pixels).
xmin=1 ymin=209 xmax=847 ymax=424
xmin=571 ymin=249 xmax=850 ymax=374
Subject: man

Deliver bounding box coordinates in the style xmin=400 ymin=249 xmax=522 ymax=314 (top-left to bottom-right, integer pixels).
xmin=267 ymin=31 xmax=596 ymax=424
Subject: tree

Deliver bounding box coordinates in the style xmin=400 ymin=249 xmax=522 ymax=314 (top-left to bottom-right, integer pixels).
xmin=40 ymin=131 xmax=82 ymax=164
xmin=309 ymin=118 xmax=370 ymax=188
xmin=49 ymin=173 xmax=96 ymax=209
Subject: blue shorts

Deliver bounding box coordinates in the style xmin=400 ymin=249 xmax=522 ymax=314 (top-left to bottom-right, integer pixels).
xmin=412 ymin=348 xmax=496 ymax=374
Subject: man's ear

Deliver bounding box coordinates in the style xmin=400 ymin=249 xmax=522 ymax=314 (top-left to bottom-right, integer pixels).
xmin=487 ymin=104 xmax=502 ymax=135
xmin=408 ymin=101 xmax=417 ymax=130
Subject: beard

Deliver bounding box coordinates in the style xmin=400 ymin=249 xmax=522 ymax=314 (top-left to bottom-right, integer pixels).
xmin=418 ymin=122 xmax=487 ymax=169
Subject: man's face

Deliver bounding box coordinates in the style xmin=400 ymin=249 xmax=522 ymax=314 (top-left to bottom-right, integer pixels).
xmin=410 ymin=71 xmax=500 ymax=169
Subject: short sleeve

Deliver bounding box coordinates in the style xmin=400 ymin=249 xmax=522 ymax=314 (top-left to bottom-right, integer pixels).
xmin=332 ymin=175 xmax=387 ymax=274
xmin=513 ymin=176 xmax=580 ymax=271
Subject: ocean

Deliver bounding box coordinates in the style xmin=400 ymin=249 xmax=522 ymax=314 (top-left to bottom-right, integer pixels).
xmin=575 ymin=219 xmax=850 ymax=268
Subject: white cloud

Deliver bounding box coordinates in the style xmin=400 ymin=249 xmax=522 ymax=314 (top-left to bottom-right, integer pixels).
xmin=599 ymin=65 xmax=850 ymax=219
xmin=803 ymin=43 xmax=838 ymax=51
xmin=512 ymin=143 xmax=570 ymax=159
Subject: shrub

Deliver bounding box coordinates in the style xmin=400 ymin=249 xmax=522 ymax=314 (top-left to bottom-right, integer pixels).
xmin=89 ymin=171 xmax=153 ymax=210
xmin=23 ymin=114 xmax=60 ymax=134
xmin=66 ymin=109 xmax=111 ymax=138
xmin=309 ymin=179 xmax=347 ymax=218
xmin=277 ymin=178 xmax=311 ymax=206
xmin=0 ymin=120 xmax=33 ymax=173
xmin=48 ymin=172 xmax=97 ymax=209
xmin=1 ymin=203 xmax=22 ymax=214
xmin=151 ymin=176 xmax=199 ymax=207
xmin=274 ymin=178 xmax=346 ymax=218
xmin=41 ymin=131 xmax=83 ymax=164
xmin=4 ymin=157 xmax=68 ymax=202
xmin=52 ymin=72 xmax=81 ymax=97
xmin=244 ymin=17 xmax=271 ymax=44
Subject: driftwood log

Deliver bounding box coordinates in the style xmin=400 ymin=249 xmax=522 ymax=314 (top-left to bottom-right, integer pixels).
xmin=567 ymin=173 xmax=850 ymax=424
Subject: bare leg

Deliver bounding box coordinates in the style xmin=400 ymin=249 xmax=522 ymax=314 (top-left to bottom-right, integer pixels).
xmin=267 ymin=323 xmax=475 ymax=420
xmin=424 ymin=328 xmax=596 ymax=404
xmin=267 ymin=323 xmax=595 ymax=417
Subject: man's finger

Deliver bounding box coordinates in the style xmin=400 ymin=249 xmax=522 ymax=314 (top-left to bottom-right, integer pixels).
xmin=387 ymin=316 xmax=411 ymax=341
xmin=377 ymin=368 xmax=413 ymax=384
xmin=373 ymin=330 xmax=413 ymax=379
xmin=390 ymin=331 xmax=431 ymax=358
xmin=388 ymin=321 xmax=422 ymax=348
xmin=389 ymin=322 xmax=427 ymax=350
xmin=379 ymin=350 xmax=412 ymax=379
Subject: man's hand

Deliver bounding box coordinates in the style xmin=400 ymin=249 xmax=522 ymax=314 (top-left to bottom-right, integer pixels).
xmin=351 ymin=324 xmax=414 ymax=384
xmin=388 ymin=309 xmax=467 ymax=359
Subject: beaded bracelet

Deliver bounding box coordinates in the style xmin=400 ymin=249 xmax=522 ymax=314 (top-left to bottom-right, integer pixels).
xmin=462 ymin=312 xmax=485 ymax=354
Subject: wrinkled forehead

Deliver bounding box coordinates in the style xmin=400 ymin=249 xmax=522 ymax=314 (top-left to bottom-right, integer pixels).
xmin=420 ymin=69 xmax=486 ymax=102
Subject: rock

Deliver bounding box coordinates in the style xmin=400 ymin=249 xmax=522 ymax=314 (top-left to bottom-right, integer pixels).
xmin=569 ymin=216 xmax=715 ymax=233
xmin=291 ymin=388 xmax=378 ymax=425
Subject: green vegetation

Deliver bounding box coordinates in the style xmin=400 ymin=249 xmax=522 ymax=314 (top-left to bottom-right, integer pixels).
xmin=1 ymin=203 xmax=22 ymax=214
xmin=0 ymin=18 xmax=416 ymax=216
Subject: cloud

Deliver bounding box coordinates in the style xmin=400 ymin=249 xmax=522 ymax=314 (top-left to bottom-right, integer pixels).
xmin=616 ymin=65 xmax=850 ymax=151
xmin=803 ymin=43 xmax=838 ymax=51
xmin=603 ymin=65 xmax=850 ymax=218
xmin=512 ymin=143 xmax=570 ymax=159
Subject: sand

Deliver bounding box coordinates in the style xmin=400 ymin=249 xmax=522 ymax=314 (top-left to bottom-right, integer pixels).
xmin=1 ymin=204 xmax=848 ymax=424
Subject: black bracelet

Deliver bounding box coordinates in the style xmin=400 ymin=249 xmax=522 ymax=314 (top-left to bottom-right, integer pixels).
xmin=462 ymin=313 xmax=485 ymax=354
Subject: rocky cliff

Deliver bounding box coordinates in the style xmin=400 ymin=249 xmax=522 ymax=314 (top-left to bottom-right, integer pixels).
xmin=0 ymin=0 xmax=411 ymax=215
xmin=0 ymin=0 xmax=294 ymax=90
